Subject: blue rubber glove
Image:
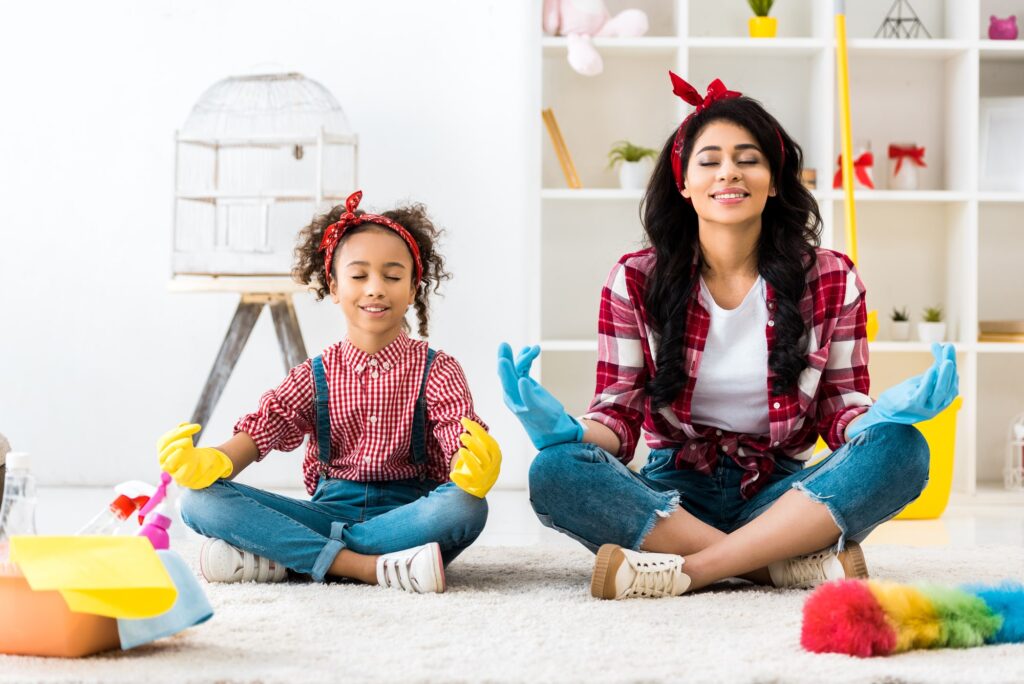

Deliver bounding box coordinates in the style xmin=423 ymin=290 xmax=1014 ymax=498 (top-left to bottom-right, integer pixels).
xmin=846 ymin=342 xmax=959 ymax=441
xmin=497 ymin=342 xmax=584 ymax=450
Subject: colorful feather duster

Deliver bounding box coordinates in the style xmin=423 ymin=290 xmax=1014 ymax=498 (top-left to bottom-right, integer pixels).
xmin=801 ymin=579 xmax=1024 ymax=656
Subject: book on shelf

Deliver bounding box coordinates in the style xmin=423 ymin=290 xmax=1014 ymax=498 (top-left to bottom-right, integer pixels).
xmin=979 ymin=321 xmax=1024 ymax=335
xmin=978 ymin=333 xmax=1024 ymax=343
xmin=541 ymin=108 xmax=582 ymax=189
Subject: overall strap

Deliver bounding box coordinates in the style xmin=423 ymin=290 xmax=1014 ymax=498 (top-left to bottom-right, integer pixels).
xmin=409 ymin=348 xmax=438 ymax=465
xmin=311 ymin=355 xmax=332 ymax=465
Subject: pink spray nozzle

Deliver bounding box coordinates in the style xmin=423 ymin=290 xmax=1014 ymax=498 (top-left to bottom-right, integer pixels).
xmin=137 ymin=472 xmax=172 ymax=519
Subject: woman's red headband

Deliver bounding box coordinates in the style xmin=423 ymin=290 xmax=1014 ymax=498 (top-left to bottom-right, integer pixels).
xmin=668 ymin=72 xmax=785 ymax=193
xmin=318 ymin=190 xmax=423 ymax=285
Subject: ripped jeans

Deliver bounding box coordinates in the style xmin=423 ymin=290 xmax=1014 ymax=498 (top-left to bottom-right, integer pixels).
xmin=528 ymin=422 xmax=930 ymax=553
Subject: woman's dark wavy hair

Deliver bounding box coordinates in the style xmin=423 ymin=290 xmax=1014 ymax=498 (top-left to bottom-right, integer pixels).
xmin=292 ymin=202 xmax=451 ymax=338
xmin=642 ymin=96 xmax=822 ymax=409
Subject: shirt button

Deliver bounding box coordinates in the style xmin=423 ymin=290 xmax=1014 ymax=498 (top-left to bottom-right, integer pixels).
xmin=382 ymin=361 xmax=391 ymax=370
xmin=371 ymin=371 xmax=379 ymax=379
xmin=356 ymin=364 xmax=365 ymax=372
xmin=689 ymin=444 xmax=696 ymax=450
xmin=369 ymin=359 xmax=378 ymax=366
xmin=368 ymin=416 xmax=378 ymax=424
xmin=363 ymin=455 xmax=370 ymax=461
xmin=768 ymin=320 xmax=775 ymax=327
xmin=722 ymin=445 xmax=729 ymax=452
xmin=773 ymin=402 xmax=781 ymax=409
xmin=715 ymin=429 xmax=723 ymax=436
xmin=773 ymin=441 xmax=780 ymax=447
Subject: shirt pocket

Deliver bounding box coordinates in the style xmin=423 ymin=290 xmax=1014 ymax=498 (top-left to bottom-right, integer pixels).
xmin=796 ymin=341 xmax=831 ymax=414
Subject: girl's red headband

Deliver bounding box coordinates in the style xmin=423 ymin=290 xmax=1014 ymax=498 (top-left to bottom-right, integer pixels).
xmin=319 ymin=190 xmax=423 ymax=285
xmin=668 ymin=72 xmax=785 ymax=193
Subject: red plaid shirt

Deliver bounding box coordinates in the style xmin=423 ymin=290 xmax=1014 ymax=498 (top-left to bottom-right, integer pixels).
xmin=583 ymin=247 xmax=872 ymax=499
xmin=235 ymin=331 xmax=484 ymax=494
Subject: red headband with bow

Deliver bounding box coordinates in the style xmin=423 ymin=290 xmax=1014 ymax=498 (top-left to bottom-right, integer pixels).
xmin=319 ymin=190 xmax=424 ymax=285
xmin=668 ymin=72 xmax=785 ymax=193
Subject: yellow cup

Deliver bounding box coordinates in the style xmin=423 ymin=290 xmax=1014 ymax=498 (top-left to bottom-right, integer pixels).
xmin=749 ymin=16 xmax=778 ymax=38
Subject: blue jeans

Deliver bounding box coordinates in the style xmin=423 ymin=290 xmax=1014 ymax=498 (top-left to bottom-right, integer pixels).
xmin=179 ymin=478 xmax=488 ymax=582
xmin=528 ymin=422 xmax=930 ymax=554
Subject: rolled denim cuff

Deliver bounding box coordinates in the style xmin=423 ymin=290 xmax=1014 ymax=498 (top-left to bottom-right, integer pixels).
xmin=311 ymin=521 xmax=347 ymax=582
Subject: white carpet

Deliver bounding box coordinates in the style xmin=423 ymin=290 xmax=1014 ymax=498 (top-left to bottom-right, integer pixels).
xmin=2 ymin=543 xmax=1024 ymax=684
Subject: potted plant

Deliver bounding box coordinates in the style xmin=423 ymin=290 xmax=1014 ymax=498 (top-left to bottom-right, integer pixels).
xmin=608 ymin=140 xmax=657 ymax=190
xmin=890 ymin=306 xmax=911 ymax=341
xmin=918 ymin=305 xmax=947 ymax=343
xmin=748 ymin=0 xmax=777 ymax=38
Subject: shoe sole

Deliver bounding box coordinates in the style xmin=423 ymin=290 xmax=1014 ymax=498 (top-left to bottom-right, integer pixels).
xmin=839 ymin=541 xmax=869 ymax=579
xmin=591 ymin=544 xmax=626 ymax=600
xmin=430 ymin=542 xmax=447 ymax=593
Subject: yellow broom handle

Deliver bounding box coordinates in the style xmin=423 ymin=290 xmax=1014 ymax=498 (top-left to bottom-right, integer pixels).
xmin=835 ymin=3 xmax=858 ymax=265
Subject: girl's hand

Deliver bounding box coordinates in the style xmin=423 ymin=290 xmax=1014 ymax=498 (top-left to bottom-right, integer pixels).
xmin=157 ymin=423 xmax=233 ymax=490
xmin=846 ymin=343 xmax=958 ymax=441
xmin=497 ymin=342 xmax=583 ymax=450
xmin=450 ymin=418 xmax=501 ymax=498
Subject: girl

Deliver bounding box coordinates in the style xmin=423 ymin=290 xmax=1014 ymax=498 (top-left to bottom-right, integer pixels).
xmin=499 ymin=74 xmax=958 ymax=599
xmin=160 ymin=190 xmax=501 ymax=594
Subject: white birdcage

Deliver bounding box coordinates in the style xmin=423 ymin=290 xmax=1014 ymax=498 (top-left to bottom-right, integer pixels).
xmin=173 ymin=72 xmax=358 ymax=275
xmin=1006 ymin=413 xmax=1024 ymax=491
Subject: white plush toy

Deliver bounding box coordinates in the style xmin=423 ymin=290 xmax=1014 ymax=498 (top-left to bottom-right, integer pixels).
xmin=543 ymin=0 xmax=649 ymax=76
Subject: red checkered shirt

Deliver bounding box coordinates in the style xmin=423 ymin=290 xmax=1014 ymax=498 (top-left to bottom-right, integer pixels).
xmin=234 ymin=331 xmax=485 ymax=494
xmin=582 ymin=246 xmax=872 ymax=499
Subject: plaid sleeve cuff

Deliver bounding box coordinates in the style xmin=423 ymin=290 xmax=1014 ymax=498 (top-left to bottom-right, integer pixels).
xmin=829 ymin=405 xmax=872 ymax=449
xmin=581 ymin=410 xmax=636 ymax=464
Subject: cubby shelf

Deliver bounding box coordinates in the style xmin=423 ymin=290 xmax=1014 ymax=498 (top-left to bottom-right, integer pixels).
xmin=538 ymin=0 xmax=1024 ymax=504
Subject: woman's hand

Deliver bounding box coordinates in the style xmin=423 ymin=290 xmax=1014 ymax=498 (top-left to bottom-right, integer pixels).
xmin=450 ymin=418 xmax=502 ymax=498
xmin=497 ymin=342 xmax=583 ymax=450
xmin=846 ymin=343 xmax=958 ymax=441
xmin=158 ymin=423 xmax=234 ymax=490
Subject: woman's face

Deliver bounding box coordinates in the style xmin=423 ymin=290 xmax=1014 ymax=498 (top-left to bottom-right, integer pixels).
xmin=681 ymin=120 xmax=775 ymax=227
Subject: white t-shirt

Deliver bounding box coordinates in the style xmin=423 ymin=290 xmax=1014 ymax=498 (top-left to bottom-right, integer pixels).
xmin=690 ymin=275 xmax=771 ymax=436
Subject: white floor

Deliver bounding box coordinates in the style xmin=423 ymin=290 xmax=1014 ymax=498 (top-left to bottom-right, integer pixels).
xmin=32 ymin=486 xmax=1024 ymax=550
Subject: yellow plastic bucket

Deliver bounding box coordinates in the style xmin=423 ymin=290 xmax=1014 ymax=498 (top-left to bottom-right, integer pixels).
xmin=806 ymin=396 xmax=963 ymax=519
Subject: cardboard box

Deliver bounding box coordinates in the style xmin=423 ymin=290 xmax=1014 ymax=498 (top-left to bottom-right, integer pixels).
xmin=0 ymin=571 xmax=120 ymax=657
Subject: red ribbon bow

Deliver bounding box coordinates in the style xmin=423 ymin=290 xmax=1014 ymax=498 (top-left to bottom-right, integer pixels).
xmin=668 ymin=73 xmax=743 ymax=192
xmin=888 ymin=144 xmax=927 ymax=176
xmin=832 ymin=152 xmax=875 ymax=190
xmin=319 ymin=190 xmax=423 ymax=285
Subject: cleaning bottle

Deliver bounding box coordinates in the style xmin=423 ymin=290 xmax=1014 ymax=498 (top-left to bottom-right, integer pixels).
xmin=137 ymin=503 xmax=171 ymax=550
xmin=76 ymin=494 xmax=139 ymax=535
xmin=0 ymin=452 xmax=38 ymax=571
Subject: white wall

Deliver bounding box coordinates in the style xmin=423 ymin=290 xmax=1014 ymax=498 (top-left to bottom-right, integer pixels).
xmin=0 ymin=1 xmax=538 ymax=489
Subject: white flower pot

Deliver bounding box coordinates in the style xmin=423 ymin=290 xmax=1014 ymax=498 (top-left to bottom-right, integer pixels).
xmin=890 ymin=320 xmax=911 ymax=341
xmin=618 ymin=159 xmax=652 ymax=190
xmin=917 ymin=322 xmax=947 ymax=343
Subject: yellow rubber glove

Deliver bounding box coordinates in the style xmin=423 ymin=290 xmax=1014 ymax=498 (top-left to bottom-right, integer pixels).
xmin=449 ymin=418 xmax=502 ymax=499
xmin=157 ymin=423 xmax=233 ymax=490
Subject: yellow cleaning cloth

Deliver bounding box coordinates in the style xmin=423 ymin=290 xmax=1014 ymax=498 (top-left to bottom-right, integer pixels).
xmin=10 ymin=536 xmax=177 ymax=619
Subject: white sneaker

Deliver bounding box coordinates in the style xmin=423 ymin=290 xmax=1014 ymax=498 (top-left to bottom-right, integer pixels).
xmin=375 ymin=542 xmax=445 ymax=594
xmin=199 ymin=538 xmax=287 ymax=584
xmin=767 ymin=541 xmax=868 ymax=589
xmin=591 ymin=544 xmax=691 ymax=599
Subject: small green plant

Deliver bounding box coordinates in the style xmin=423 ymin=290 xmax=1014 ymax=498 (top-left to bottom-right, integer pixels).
xmin=607 ymin=141 xmax=657 ymax=169
xmin=922 ymin=305 xmax=944 ymax=323
xmin=748 ymin=0 xmax=774 ymax=17
xmin=890 ymin=306 xmax=910 ymax=322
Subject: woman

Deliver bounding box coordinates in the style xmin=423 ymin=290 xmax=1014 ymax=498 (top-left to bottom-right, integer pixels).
xmin=499 ymin=74 xmax=958 ymax=599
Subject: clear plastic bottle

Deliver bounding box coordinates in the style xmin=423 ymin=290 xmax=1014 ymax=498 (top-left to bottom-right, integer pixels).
xmin=76 ymin=494 xmax=138 ymax=535
xmin=0 ymin=452 xmax=38 ymax=571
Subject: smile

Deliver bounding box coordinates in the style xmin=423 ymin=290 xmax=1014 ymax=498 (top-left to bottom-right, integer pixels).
xmin=360 ymin=305 xmax=389 ymax=313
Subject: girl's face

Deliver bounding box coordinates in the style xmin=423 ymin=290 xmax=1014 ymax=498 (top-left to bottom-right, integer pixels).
xmin=681 ymin=120 xmax=776 ymax=227
xmin=330 ymin=227 xmax=417 ymax=349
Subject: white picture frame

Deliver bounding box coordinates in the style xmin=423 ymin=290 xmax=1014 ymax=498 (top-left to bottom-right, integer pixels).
xmin=979 ymin=97 xmax=1024 ymax=192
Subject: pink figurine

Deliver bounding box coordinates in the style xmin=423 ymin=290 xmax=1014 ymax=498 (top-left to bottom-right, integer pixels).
xmin=989 ymin=15 xmax=1018 ymax=40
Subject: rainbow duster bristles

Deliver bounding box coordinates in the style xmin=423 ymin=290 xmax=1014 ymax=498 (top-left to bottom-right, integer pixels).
xmin=801 ymin=579 xmax=1024 ymax=657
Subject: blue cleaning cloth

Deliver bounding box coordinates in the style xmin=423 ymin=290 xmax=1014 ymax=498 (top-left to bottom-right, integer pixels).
xmin=116 ymin=549 xmax=213 ymax=650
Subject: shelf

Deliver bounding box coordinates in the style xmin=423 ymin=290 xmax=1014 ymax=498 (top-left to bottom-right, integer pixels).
xmin=975 ymin=343 xmax=1024 ymax=354
xmin=870 ymin=341 xmax=965 ymax=353
xmin=978 ymin=192 xmax=1024 ymax=204
xmin=541 ymin=188 xmax=643 ymax=200
xmin=687 ymin=37 xmax=825 ymax=56
xmin=542 ymin=36 xmax=678 ymax=57
xmin=540 ymin=339 xmax=597 ymax=352
xmin=846 ymin=39 xmax=970 ymax=59
xmin=979 ymin=41 xmax=1024 ymax=61
xmin=177 ymin=192 xmax=346 ymax=203
xmin=820 ymin=190 xmax=970 ymax=203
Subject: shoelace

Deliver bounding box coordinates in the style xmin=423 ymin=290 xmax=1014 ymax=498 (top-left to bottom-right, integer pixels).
xmin=626 ymin=559 xmax=681 ymax=598
xmin=779 ymin=552 xmax=832 ymax=587
xmin=381 ymin=555 xmax=421 ymax=593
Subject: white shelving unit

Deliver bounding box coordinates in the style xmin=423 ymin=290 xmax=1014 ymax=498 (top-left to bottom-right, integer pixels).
xmin=537 ymin=0 xmax=1024 ymax=504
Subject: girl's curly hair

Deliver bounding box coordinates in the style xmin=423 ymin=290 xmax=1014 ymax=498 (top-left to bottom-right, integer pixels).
xmin=292 ymin=201 xmax=451 ymax=338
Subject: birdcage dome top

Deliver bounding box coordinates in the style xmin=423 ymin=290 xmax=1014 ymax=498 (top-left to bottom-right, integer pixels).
xmin=181 ymin=72 xmax=352 ymax=141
